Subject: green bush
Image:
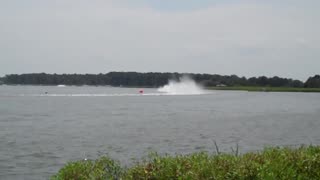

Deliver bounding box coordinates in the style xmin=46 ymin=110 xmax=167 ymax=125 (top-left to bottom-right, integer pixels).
xmin=53 ymin=146 xmax=320 ymax=180
xmin=51 ymin=157 xmax=123 ymax=180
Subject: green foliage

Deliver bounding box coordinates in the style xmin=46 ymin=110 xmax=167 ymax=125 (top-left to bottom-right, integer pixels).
xmin=1 ymin=72 xmax=310 ymax=88
xmin=305 ymin=75 xmax=320 ymax=88
xmin=51 ymin=157 xmax=123 ymax=180
xmin=53 ymin=146 xmax=320 ymax=180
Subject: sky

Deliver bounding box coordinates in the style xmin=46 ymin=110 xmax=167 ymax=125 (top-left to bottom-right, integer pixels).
xmin=0 ymin=0 xmax=319 ymax=80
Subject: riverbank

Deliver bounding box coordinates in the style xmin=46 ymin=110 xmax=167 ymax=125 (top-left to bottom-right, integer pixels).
xmin=3 ymin=84 xmax=320 ymax=93
xmin=52 ymin=145 xmax=320 ymax=179
xmin=207 ymin=86 xmax=320 ymax=92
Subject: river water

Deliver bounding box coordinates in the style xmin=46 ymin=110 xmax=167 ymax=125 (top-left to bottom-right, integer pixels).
xmin=0 ymin=85 xmax=319 ymax=179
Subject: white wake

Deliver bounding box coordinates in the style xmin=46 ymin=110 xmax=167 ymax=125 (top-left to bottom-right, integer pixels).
xmin=157 ymin=76 xmax=206 ymax=95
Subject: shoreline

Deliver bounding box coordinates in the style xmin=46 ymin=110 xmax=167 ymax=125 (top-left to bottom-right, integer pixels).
xmin=2 ymin=84 xmax=320 ymax=93
xmin=207 ymin=86 xmax=320 ymax=92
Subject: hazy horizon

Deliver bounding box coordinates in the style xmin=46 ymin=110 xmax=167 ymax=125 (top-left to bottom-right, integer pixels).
xmin=1 ymin=0 xmax=319 ymax=81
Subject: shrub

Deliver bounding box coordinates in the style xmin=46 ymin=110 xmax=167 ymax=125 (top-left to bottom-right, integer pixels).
xmin=53 ymin=146 xmax=320 ymax=180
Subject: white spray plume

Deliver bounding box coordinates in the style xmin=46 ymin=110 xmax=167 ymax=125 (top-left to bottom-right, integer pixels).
xmin=157 ymin=76 xmax=205 ymax=95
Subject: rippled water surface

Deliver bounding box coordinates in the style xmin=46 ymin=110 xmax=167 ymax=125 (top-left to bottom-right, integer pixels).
xmin=0 ymin=85 xmax=320 ymax=179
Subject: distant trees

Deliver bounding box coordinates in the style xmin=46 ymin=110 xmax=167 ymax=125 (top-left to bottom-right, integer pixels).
xmin=304 ymin=75 xmax=320 ymax=88
xmin=247 ymin=76 xmax=304 ymax=87
xmin=2 ymin=72 xmax=172 ymax=87
xmin=1 ymin=72 xmax=316 ymax=88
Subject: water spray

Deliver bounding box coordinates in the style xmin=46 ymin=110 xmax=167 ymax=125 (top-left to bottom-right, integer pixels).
xmin=157 ymin=76 xmax=205 ymax=95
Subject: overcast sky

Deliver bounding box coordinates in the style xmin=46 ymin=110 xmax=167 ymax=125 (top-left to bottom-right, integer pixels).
xmin=0 ymin=0 xmax=319 ymax=80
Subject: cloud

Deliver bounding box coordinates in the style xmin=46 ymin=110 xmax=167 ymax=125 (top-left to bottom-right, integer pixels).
xmin=0 ymin=0 xmax=319 ymax=80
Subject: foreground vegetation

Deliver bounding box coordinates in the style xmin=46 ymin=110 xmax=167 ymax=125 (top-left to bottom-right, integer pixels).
xmin=208 ymin=86 xmax=320 ymax=92
xmin=52 ymin=146 xmax=320 ymax=180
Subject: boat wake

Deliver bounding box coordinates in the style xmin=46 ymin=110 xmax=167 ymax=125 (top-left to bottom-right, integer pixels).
xmin=157 ymin=76 xmax=206 ymax=95
xmin=22 ymin=93 xmax=167 ymax=97
xmin=15 ymin=76 xmax=209 ymax=97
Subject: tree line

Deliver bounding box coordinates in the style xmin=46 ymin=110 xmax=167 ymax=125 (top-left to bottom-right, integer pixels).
xmin=1 ymin=72 xmax=320 ymax=88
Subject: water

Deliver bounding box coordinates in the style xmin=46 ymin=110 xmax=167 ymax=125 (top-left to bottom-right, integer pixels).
xmin=0 ymin=85 xmax=320 ymax=179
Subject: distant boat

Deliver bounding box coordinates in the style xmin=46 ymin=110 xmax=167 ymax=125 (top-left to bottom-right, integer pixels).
xmin=57 ymin=85 xmax=66 ymax=87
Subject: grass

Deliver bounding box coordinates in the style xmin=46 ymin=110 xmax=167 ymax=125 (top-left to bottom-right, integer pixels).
xmin=207 ymin=86 xmax=320 ymax=92
xmin=52 ymin=145 xmax=320 ymax=180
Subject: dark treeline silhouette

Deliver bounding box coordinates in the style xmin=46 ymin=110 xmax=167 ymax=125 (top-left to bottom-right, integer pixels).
xmin=304 ymin=75 xmax=320 ymax=88
xmin=1 ymin=72 xmax=318 ymax=88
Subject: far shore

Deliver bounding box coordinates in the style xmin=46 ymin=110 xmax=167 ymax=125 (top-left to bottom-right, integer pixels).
xmin=2 ymin=84 xmax=320 ymax=93
xmin=207 ymin=86 xmax=320 ymax=92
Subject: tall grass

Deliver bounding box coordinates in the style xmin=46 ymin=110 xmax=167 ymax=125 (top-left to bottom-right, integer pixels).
xmin=52 ymin=145 xmax=320 ymax=180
